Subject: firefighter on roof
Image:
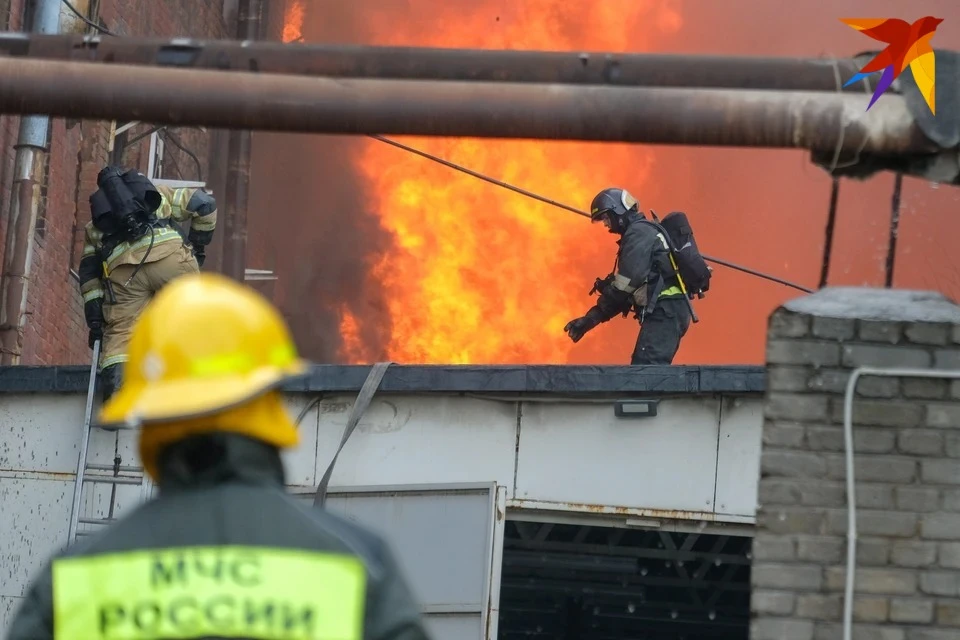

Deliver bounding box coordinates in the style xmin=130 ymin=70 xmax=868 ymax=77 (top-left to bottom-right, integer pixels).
xmin=77 ymin=165 xmax=217 ymax=402
xmin=7 ymin=273 xmax=432 ymax=640
xmin=564 ymin=187 xmax=693 ymax=365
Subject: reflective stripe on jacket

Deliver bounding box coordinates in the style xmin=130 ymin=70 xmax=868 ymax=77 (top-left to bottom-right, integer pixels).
xmin=5 ymin=435 xmax=431 ymax=640
xmin=77 ymin=185 xmax=217 ymax=304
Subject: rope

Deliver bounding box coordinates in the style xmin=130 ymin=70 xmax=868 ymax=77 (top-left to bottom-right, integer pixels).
xmin=313 ymin=362 xmax=392 ymax=507
xmin=370 ymin=135 xmax=814 ymax=294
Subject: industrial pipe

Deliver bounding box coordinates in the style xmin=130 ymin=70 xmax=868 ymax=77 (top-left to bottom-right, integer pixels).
xmin=0 ymin=1 xmax=61 ymax=365
xmin=0 ymin=58 xmax=935 ymax=154
xmin=222 ymin=0 xmax=263 ymax=282
xmin=0 ymin=32 xmax=871 ymax=92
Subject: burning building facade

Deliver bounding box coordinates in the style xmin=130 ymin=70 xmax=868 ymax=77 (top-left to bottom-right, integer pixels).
xmin=0 ymin=0 xmax=958 ymax=372
xmin=248 ymin=0 xmax=960 ymax=367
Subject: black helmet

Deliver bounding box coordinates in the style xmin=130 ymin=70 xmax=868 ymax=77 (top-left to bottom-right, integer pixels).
xmin=590 ymin=187 xmax=640 ymax=233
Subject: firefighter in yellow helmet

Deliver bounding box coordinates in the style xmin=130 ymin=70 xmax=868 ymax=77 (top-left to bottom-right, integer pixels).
xmin=7 ymin=273 xmax=432 ymax=640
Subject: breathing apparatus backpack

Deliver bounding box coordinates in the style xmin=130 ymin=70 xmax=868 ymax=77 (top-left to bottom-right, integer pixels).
xmin=649 ymin=210 xmax=712 ymax=297
xmin=89 ymin=166 xmax=163 ymax=241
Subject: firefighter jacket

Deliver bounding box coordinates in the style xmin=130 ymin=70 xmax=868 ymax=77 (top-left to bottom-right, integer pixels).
xmin=6 ymin=433 xmax=433 ymax=640
xmin=592 ymin=211 xmax=684 ymax=322
xmin=77 ymin=184 xmax=217 ymax=323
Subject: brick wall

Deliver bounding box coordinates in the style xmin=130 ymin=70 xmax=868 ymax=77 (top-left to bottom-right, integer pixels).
xmin=0 ymin=0 xmax=25 ymax=277
xmin=751 ymin=287 xmax=960 ymax=640
xmin=0 ymin=0 xmax=230 ymax=365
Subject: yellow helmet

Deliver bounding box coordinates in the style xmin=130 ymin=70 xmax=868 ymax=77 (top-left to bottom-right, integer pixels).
xmin=97 ymin=272 xmax=308 ymax=429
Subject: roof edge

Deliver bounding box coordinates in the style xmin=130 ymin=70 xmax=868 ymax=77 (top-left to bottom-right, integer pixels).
xmin=0 ymin=364 xmax=766 ymax=396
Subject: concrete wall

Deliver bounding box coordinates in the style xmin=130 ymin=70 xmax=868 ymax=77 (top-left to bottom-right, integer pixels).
xmin=0 ymin=369 xmax=764 ymax=635
xmin=751 ymin=287 xmax=960 ymax=640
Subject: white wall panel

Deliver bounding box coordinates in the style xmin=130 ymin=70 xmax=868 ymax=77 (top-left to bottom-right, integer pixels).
xmin=0 ymin=478 xmax=71 ymax=597
xmin=1 ymin=596 xmax=24 ymax=638
xmin=515 ymin=399 xmax=722 ymax=513
xmin=315 ymin=395 xmax=518 ymax=492
xmin=0 ymin=385 xmax=763 ymax=640
xmin=714 ymin=397 xmax=764 ymax=517
xmin=0 ymin=395 xmax=85 ymax=474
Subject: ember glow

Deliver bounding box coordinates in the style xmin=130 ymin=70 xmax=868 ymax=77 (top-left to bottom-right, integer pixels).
xmin=313 ymin=3 xmax=683 ymax=364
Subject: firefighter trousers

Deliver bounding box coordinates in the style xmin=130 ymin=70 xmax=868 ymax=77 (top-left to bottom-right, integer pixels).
xmin=631 ymin=296 xmax=692 ymax=365
xmin=100 ymin=243 xmax=199 ymax=372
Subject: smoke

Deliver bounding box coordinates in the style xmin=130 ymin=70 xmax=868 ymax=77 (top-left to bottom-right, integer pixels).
xmin=247 ymin=130 xmax=393 ymax=363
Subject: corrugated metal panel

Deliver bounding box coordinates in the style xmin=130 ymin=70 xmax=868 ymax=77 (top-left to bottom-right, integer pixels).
xmin=515 ymin=399 xmax=722 ymax=513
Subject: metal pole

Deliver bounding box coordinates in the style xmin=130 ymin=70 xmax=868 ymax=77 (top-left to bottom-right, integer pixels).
xmin=0 ymin=33 xmax=869 ymax=92
xmin=0 ymin=57 xmax=934 ymax=154
xmin=0 ymin=0 xmax=61 ymax=365
xmin=819 ymin=178 xmax=841 ymax=289
xmin=884 ymin=173 xmax=903 ymax=287
xmin=68 ymin=337 xmax=100 ymax=544
xmin=222 ymin=0 xmax=262 ymax=281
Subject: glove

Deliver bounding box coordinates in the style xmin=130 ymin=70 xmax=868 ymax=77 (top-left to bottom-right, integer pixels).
xmin=564 ymin=312 xmax=601 ymax=343
xmin=589 ymin=274 xmax=614 ymax=297
xmin=88 ymin=323 xmax=103 ymax=349
xmin=83 ymin=298 xmax=105 ymax=349
xmin=194 ymin=247 xmax=206 ymax=268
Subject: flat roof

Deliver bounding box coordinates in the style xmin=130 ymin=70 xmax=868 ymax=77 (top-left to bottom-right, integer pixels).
xmin=0 ymin=364 xmax=765 ymax=395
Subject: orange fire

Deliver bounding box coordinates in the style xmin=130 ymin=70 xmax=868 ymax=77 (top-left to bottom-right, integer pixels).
xmin=283 ymin=2 xmax=684 ymax=365
xmin=281 ymin=0 xmax=304 ymax=43
xmin=361 ymin=6 xmax=682 ymax=364
xmin=338 ymin=307 xmax=372 ymax=363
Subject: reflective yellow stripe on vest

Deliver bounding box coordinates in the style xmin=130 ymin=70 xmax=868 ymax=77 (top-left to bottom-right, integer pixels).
xmin=105 ymin=227 xmax=185 ymax=270
xmin=658 ymin=285 xmax=683 ymax=299
xmin=52 ymin=545 xmax=367 ymax=640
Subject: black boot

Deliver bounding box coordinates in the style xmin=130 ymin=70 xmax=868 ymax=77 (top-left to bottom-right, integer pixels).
xmin=100 ymin=362 xmax=125 ymax=404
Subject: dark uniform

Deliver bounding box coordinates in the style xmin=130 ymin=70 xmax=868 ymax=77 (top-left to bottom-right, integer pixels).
xmin=5 ymin=434 xmax=429 ymax=640
xmin=7 ymin=272 xmax=430 ymax=640
xmin=565 ymin=187 xmax=692 ymax=365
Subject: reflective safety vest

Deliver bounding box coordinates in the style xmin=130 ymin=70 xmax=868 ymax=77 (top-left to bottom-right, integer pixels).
xmin=52 ymin=545 xmax=367 ymax=640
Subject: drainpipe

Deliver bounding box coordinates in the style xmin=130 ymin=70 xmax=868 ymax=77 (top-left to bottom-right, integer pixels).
xmin=0 ymin=0 xmax=62 ymax=364
xmin=221 ymin=0 xmax=262 ymax=281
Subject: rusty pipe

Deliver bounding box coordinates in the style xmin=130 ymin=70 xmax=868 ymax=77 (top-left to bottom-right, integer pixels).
xmin=0 ymin=150 xmax=44 ymax=363
xmin=0 ymin=32 xmax=872 ymax=92
xmin=222 ymin=0 xmax=262 ymax=282
xmin=0 ymin=1 xmax=61 ymax=365
xmin=0 ymin=57 xmax=935 ymax=154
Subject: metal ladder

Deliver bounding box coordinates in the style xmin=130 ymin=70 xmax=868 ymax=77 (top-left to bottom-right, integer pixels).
xmin=66 ymin=340 xmax=153 ymax=545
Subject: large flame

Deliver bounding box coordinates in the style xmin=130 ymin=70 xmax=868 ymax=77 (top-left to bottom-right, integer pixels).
xmin=272 ymin=2 xmax=960 ymax=367
xmin=294 ymin=3 xmax=684 ymax=364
